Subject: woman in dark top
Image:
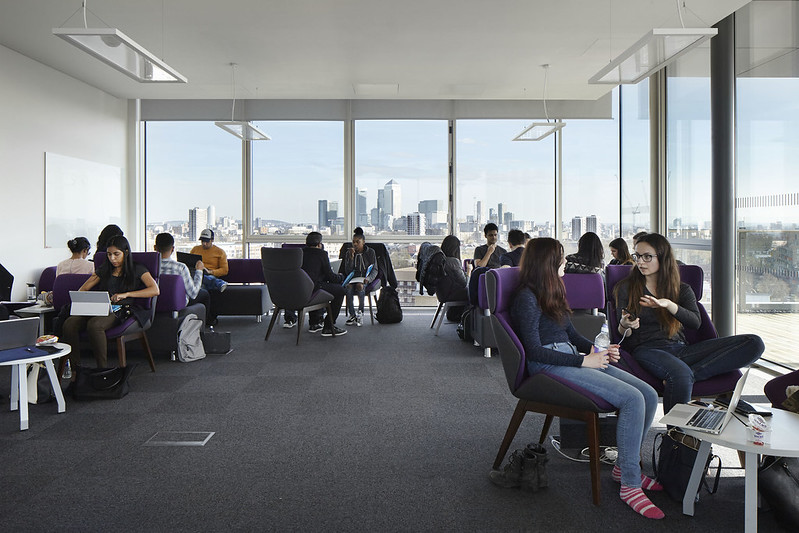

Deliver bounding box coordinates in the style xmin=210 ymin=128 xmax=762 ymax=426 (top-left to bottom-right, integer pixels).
xmin=614 ymin=233 xmax=763 ymax=413
xmin=437 ymin=235 xmax=470 ymax=302
xmin=344 ymin=227 xmax=378 ymax=326
xmin=608 ymin=237 xmax=634 ymax=265
xmin=62 ymin=235 xmax=159 ymax=374
xmin=564 ymin=231 xmax=604 ymax=274
xmin=510 ymin=238 xmax=663 ymax=519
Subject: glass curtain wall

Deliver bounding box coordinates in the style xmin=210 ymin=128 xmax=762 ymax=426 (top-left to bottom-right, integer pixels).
xmin=561 ymin=89 xmax=620 ymax=258
xmin=620 ymin=81 xmax=651 ymax=238
xmin=735 ymin=1 xmax=799 ymax=370
xmin=666 ymin=49 xmax=713 ymax=303
xmin=455 ymin=120 xmax=555 ymax=259
xmin=145 ymin=122 xmax=243 ymax=257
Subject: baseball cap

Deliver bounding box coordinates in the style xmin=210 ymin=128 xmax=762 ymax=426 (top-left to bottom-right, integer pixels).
xmin=199 ymin=229 xmax=214 ymax=241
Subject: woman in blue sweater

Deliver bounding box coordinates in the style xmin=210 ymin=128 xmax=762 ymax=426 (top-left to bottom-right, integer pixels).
xmin=510 ymin=238 xmax=664 ymax=520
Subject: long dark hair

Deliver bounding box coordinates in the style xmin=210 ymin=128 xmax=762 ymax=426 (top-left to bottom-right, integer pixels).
xmin=614 ymin=232 xmax=681 ymax=338
xmin=609 ymin=237 xmax=633 ymax=265
xmin=440 ymin=235 xmax=461 ymax=260
xmin=518 ymin=238 xmax=570 ymax=323
xmin=97 ymin=235 xmax=138 ymax=290
xmin=97 ymin=224 xmax=123 ymax=251
xmin=576 ymin=232 xmax=604 ymax=268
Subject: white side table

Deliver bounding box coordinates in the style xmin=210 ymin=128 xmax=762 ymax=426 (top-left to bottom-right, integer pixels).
xmin=14 ymin=304 xmax=57 ymax=335
xmin=0 ymin=343 xmax=70 ymax=430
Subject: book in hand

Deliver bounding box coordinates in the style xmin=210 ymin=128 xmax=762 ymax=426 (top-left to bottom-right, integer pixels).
xmin=341 ymin=265 xmax=373 ymax=286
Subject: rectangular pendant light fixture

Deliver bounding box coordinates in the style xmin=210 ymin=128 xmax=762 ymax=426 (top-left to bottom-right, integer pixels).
xmin=589 ymin=28 xmax=717 ymax=85
xmin=512 ymin=122 xmax=564 ymax=142
xmin=52 ymin=27 xmax=187 ymax=83
xmin=214 ymin=121 xmax=271 ymax=141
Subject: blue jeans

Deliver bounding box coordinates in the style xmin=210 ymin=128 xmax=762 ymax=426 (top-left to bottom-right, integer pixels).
xmin=632 ymin=334 xmax=764 ymax=413
xmin=201 ymin=274 xmax=226 ymax=292
xmin=531 ymin=343 xmax=658 ymax=488
xmin=346 ymin=284 xmax=365 ymax=316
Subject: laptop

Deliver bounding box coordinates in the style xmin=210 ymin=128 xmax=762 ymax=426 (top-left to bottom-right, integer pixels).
xmin=659 ymin=368 xmax=749 ymax=435
xmin=177 ymin=252 xmax=204 ymax=271
xmin=0 ymin=317 xmax=39 ymax=351
xmin=69 ymin=291 xmax=112 ymax=316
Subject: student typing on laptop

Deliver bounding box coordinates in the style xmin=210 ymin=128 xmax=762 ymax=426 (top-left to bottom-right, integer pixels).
xmin=613 ymin=233 xmax=764 ymax=414
xmin=61 ymin=235 xmax=159 ymax=380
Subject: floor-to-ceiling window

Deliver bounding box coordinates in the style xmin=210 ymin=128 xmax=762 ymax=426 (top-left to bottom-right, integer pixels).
xmin=621 ymin=81 xmax=651 ymax=238
xmin=562 ymin=89 xmax=620 ymax=258
xmin=736 ymin=1 xmax=799 ymax=370
xmin=145 ymin=122 xmax=243 ymax=257
xmin=666 ymin=49 xmax=713 ymax=304
xmin=455 ymin=119 xmax=555 ymax=257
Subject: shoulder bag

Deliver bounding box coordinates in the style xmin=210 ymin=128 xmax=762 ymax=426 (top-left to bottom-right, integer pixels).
xmin=653 ymin=428 xmax=721 ymax=502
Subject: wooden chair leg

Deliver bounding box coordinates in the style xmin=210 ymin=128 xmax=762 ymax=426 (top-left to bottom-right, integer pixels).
xmin=139 ymin=333 xmax=156 ymax=372
xmin=493 ymin=400 xmax=528 ymax=470
xmin=430 ymin=302 xmax=443 ymax=328
xmin=264 ymin=307 xmax=281 ymax=341
xmin=117 ymin=337 xmax=127 ymax=368
xmin=585 ymin=413 xmax=602 ymax=506
xmin=539 ymin=414 xmax=555 ymax=444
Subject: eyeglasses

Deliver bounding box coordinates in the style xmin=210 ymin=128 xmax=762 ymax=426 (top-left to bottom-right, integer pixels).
xmin=632 ymin=253 xmax=658 ymax=263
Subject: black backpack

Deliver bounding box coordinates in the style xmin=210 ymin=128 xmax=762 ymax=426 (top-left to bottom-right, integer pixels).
xmin=456 ymin=305 xmax=474 ymax=342
xmin=376 ymin=286 xmax=403 ymax=324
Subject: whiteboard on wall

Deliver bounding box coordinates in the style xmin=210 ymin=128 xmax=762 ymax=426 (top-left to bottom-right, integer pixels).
xmin=45 ymin=153 xmax=123 ymax=249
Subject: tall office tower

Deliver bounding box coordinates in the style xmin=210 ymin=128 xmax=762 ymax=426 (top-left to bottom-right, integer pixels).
xmin=384 ymin=179 xmax=402 ymax=218
xmin=497 ymin=203 xmax=504 ymax=229
xmin=207 ymin=205 xmax=216 ymax=227
xmin=475 ymin=200 xmax=482 ymax=225
xmin=376 ymin=189 xmax=385 ymax=230
xmin=370 ymin=207 xmax=380 ymax=227
xmin=585 ymin=215 xmax=598 ymax=234
xmin=504 ymin=211 xmax=514 ymax=227
xmin=356 ymin=188 xmax=369 ymax=227
xmin=188 ymin=207 xmax=208 ymax=241
xmin=318 ymin=199 xmax=329 ymax=228
xmin=327 ymin=201 xmax=338 ymax=227
xmin=571 ymin=216 xmax=584 ymax=240
xmin=405 ymin=212 xmax=426 ymax=235
xmin=489 ymin=208 xmax=497 ymax=224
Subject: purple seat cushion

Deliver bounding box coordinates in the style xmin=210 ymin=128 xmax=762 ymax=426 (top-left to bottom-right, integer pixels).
xmin=562 ymin=273 xmax=605 ymax=309
xmin=38 ymin=267 xmax=58 ymax=293
xmin=155 ymin=274 xmax=187 ymax=313
xmin=477 ymin=273 xmax=489 ymax=310
xmin=224 ymin=259 xmax=265 ymax=284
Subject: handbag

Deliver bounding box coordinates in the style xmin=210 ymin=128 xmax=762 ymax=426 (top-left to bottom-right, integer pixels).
xmin=201 ymin=327 xmax=232 ymax=355
xmin=758 ymin=455 xmax=799 ymax=529
xmin=653 ymin=428 xmax=722 ymax=502
xmin=72 ymin=365 xmax=135 ymax=400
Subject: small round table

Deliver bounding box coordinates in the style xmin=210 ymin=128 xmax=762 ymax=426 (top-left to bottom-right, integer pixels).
xmin=0 ymin=343 xmax=70 ymax=431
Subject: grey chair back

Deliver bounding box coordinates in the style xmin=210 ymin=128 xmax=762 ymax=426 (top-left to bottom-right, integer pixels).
xmin=261 ymin=248 xmax=315 ymax=311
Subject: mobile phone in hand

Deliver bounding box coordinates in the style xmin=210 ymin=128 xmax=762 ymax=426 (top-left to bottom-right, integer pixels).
xmin=621 ymin=308 xmax=636 ymax=320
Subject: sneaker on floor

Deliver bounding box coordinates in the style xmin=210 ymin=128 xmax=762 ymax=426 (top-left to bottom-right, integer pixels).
xmin=308 ymin=323 xmax=324 ymax=333
xmin=283 ymin=319 xmax=297 ymax=329
xmin=321 ymin=325 xmax=347 ymax=337
xmin=345 ymin=315 xmax=358 ymax=326
xmin=219 ymin=282 xmax=228 ymax=293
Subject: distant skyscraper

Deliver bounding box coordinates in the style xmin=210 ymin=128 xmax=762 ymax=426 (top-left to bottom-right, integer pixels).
xmin=406 ymin=212 xmax=426 ymax=235
xmin=497 ymin=203 xmax=504 ymax=229
xmin=377 ymin=189 xmax=386 ymax=230
xmin=188 ymin=207 xmax=208 ymax=241
xmin=207 ymin=205 xmax=216 ymax=227
xmin=504 ymin=211 xmax=514 ymax=227
xmin=475 ymin=200 xmax=482 ymax=225
xmin=318 ymin=200 xmax=328 ymax=228
xmin=489 ymin=208 xmax=497 ymax=225
xmin=356 ymin=188 xmax=368 ymax=227
xmin=571 ymin=216 xmax=585 ymax=239
xmin=384 ymin=179 xmax=401 ymax=217
xmin=586 ymin=215 xmax=598 ymax=234
xmin=327 ymin=201 xmax=338 ymax=226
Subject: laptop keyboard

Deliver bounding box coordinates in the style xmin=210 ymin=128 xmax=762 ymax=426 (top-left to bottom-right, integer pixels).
xmin=687 ymin=408 xmax=725 ymax=430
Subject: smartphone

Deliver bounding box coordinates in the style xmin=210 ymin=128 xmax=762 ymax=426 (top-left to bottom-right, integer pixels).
xmin=111 ymin=304 xmax=122 ymax=313
xmin=621 ymin=308 xmax=636 ymax=320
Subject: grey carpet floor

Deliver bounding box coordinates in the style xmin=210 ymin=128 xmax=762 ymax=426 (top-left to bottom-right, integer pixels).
xmin=0 ymin=312 xmax=784 ymax=532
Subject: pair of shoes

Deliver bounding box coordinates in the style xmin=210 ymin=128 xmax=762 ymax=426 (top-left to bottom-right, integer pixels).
xmin=488 ymin=450 xmax=525 ymax=489
xmin=345 ymin=315 xmax=358 ymax=326
xmin=487 ymin=444 xmax=548 ymax=491
xmin=356 ymin=311 xmax=363 ymax=327
xmin=309 ymin=323 xmax=324 ymax=333
xmin=219 ymin=282 xmax=228 ymax=293
xmin=283 ymin=319 xmax=297 ymax=329
xmin=321 ymin=325 xmax=347 ymax=337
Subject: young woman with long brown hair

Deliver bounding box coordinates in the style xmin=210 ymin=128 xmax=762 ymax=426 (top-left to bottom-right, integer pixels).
xmin=614 ymin=233 xmax=764 ymax=414
xmin=510 ymin=238 xmax=664 ymax=519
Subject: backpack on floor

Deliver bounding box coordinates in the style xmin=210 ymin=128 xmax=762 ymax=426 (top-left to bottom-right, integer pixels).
xmin=176 ymin=314 xmax=206 ymax=362
xmin=456 ymin=305 xmax=474 ymax=342
xmin=376 ymin=285 xmax=403 ymax=324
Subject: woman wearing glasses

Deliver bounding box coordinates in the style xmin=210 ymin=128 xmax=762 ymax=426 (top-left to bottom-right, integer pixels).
xmin=614 ymin=233 xmax=764 ymax=414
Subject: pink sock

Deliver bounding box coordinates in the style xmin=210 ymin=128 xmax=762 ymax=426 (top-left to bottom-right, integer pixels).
xmin=620 ymin=486 xmax=665 ymax=519
xmin=612 ymin=465 xmax=663 ymax=491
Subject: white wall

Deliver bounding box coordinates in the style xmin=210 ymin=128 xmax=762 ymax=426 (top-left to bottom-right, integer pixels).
xmin=0 ymin=45 xmax=129 ymax=301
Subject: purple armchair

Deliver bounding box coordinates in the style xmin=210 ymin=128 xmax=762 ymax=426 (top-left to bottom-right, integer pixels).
xmin=562 ymin=273 xmax=606 ymax=341
xmin=605 ymin=264 xmax=741 ymax=396
xmin=148 ymin=273 xmax=207 ymax=358
xmin=487 ymin=267 xmax=616 ymax=505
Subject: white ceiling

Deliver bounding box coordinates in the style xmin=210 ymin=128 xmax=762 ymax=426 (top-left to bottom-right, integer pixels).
xmin=0 ymin=0 xmax=749 ymax=101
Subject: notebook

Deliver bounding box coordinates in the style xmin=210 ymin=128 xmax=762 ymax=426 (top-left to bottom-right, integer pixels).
xmin=69 ymin=291 xmax=112 ymax=316
xmin=0 ymin=317 xmax=39 ymax=351
xmin=177 ymin=252 xmax=204 ymax=271
xmin=659 ymin=368 xmax=749 ymax=435
xmin=342 ymin=264 xmax=374 ymax=286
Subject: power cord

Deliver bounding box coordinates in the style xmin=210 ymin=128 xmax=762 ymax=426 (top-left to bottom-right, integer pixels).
xmin=550 ymin=436 xmax=618 ymax=465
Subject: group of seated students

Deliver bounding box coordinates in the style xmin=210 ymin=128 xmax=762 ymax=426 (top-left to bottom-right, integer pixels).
xmin=455 ymin=228 xmax=765 ymax=520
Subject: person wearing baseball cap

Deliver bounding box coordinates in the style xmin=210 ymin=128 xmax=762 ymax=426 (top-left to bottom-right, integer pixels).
xmin=190 ymin=229 xmax=228 ymax=324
